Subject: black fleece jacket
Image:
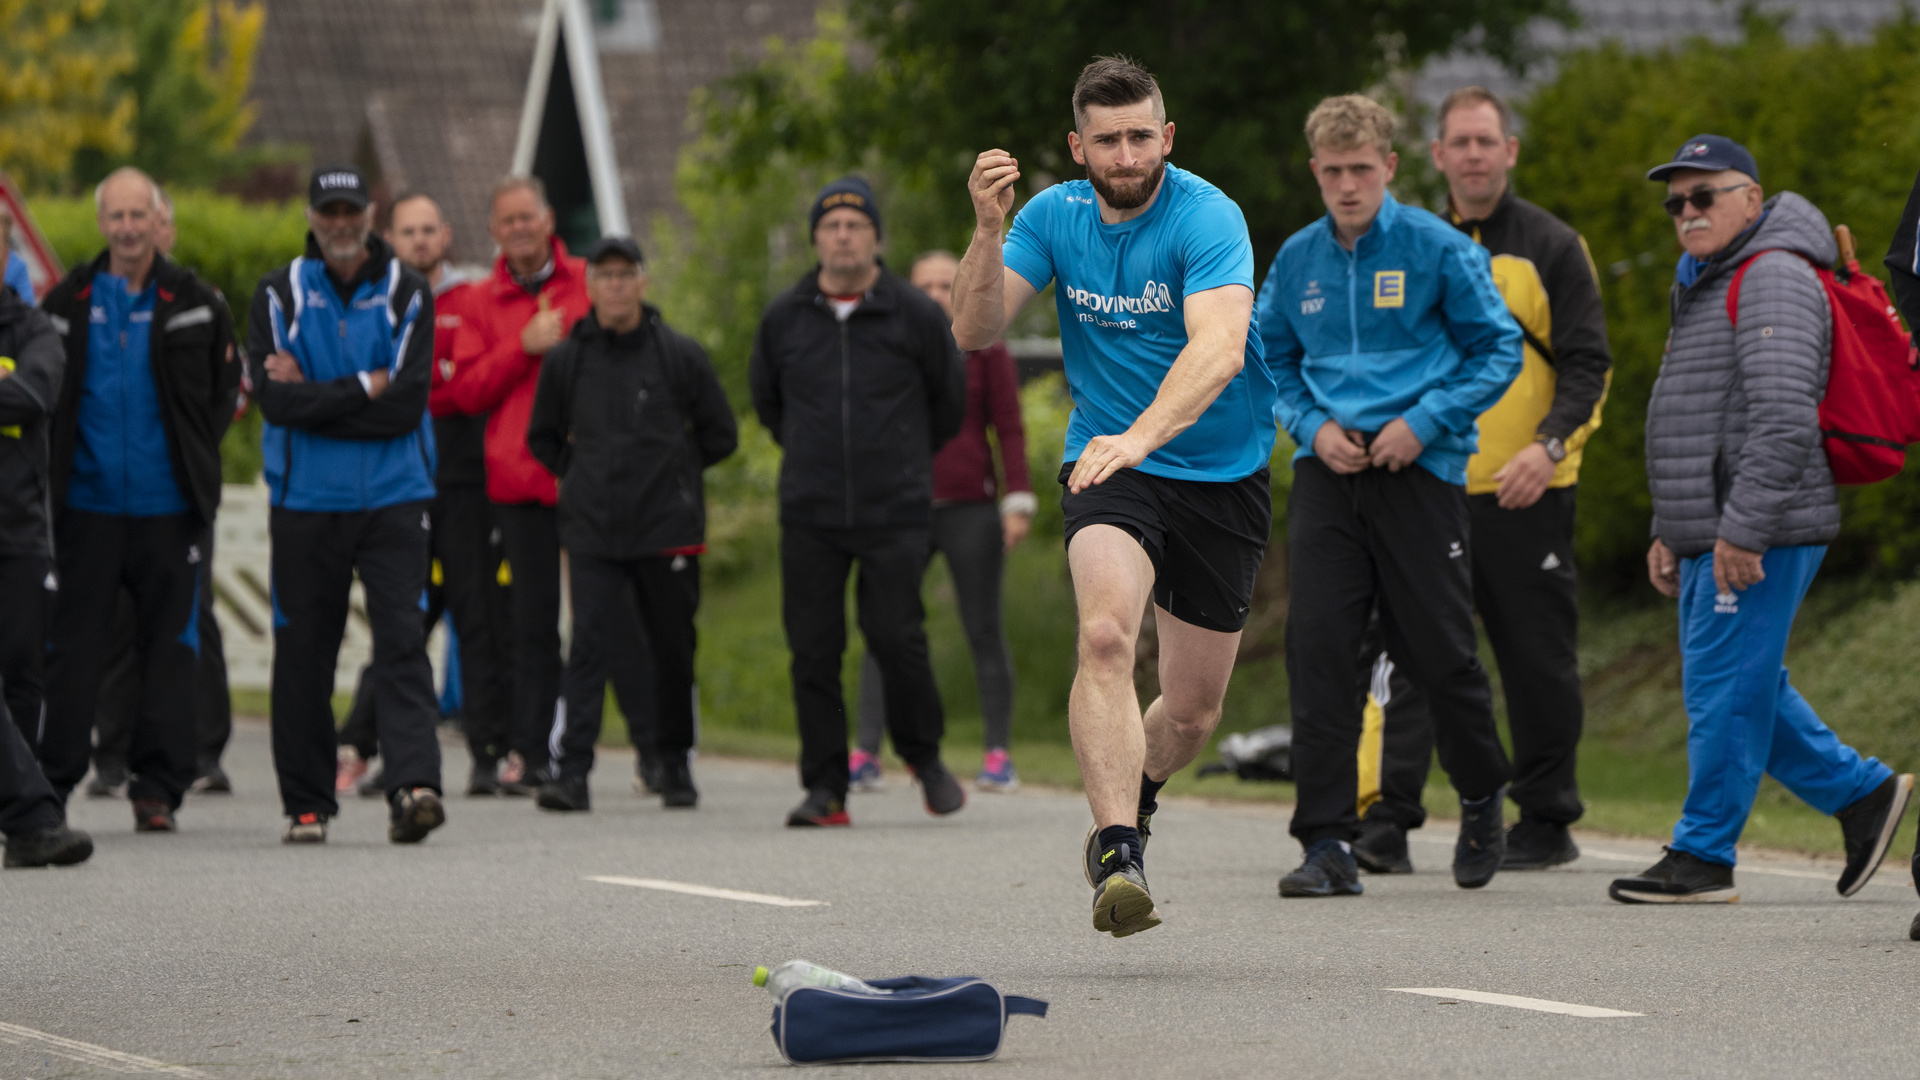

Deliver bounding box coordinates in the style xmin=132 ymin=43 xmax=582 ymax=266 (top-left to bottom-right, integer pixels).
xmin=0 ymin=286 xmax=67 ymax=555
xmin=748 ymin=265 xmax=965 ymax=530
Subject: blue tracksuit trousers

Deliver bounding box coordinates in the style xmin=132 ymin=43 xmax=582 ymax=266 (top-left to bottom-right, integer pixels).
xmin=1671 ymin=544 xmax=1889 ymax=866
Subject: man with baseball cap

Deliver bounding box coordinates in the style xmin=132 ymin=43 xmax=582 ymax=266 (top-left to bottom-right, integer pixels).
xmin=1612 ymin=134 xmax=1910 ymax=904
xmin=750 ymin=176 xmax=968 ymax=827
xmin=526 ymin=236 xmax=737 ymax=811
xmin=245 ymin=165 xmax=446 ymax=845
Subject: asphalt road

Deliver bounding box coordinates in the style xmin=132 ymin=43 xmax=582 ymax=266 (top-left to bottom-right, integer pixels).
xmin=4 ymin=720 xmax=1918 ymax=1080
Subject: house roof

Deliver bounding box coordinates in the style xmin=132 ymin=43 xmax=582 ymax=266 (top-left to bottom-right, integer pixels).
xmin=248 ymin=0 xmax=823 ymax=263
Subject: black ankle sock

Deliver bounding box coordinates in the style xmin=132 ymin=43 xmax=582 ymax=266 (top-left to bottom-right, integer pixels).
xmin=1097 ymin=824 xmax=1144 ymax=870
xmin=1138 ymin=775 xmax=1167 ymax=818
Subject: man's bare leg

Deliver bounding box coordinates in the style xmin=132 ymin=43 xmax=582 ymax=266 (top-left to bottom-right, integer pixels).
xmin=1066 ymin=525 xmax=1156 ymax=829
xmin=1142 ymin=610 xmax=1242 ymax=782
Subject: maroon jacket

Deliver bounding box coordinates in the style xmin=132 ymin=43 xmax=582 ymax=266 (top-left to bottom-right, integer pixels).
xmin=934 ymin=342 xmax=1031 ymax=504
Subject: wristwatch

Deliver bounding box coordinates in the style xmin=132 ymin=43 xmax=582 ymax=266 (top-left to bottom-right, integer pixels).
xmin=1534 ymin=435 xmax=1567 ymax=463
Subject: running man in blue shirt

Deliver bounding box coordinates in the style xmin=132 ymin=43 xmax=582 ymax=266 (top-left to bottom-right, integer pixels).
xmin=951 ymin=56 xmax=1275 ymax=938
xmin=1257 ymin=95 xmax=1522 ymax=899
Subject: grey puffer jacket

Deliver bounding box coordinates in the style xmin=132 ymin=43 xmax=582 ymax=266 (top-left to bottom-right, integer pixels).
xmin=1646 ymin=191 xmax=1840 ymax=558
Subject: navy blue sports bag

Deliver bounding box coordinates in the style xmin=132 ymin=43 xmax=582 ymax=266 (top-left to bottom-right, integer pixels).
xmin=769 ymin=975 xmax=1048 ymax=1065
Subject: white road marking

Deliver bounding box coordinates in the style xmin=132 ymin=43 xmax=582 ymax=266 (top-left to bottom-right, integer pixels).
xmin=0 ymin=1021 xmax=209 ymax=1075
xmin=1389 ymin=988 xmax=1642 ymax=1018
xmin=1407 ymin=834 xmax=1908 ymax=888
xmin=584 ymin=875 xmax=828 ymax=907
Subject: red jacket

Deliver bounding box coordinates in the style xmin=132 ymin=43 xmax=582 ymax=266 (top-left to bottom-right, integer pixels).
xmin=448 ymin=238 xmax=590 ymax=505
xmin=933 ymin=342 xmax=1032 ymax=504
xmin=428 ymin=276 xmax=479 ymax=419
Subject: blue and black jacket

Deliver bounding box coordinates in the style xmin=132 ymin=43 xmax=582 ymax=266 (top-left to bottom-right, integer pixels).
xmin=245 ymin=233 xmax=436 ymax=512
xmin=1256 ymin=193 xmax=1522 ymax=485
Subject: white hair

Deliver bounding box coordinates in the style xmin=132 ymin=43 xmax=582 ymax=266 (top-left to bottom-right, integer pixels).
xmin=94 ymin=167 xmax=165 ymax=214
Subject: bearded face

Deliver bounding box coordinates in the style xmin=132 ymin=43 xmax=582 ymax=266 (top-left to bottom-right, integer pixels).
xmin=1087 ymin=155 xmax=1166 ymax=211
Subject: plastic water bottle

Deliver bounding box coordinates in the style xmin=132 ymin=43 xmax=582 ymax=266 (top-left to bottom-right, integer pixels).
xmin=753 ymin=960 xmax=893 ymax=1001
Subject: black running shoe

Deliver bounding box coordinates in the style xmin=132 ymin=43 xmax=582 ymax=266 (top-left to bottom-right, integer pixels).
xmin=388 ymin=788 xmax=446 ymax=843
xmin=1910 ymin=911 xmax=1920 ymax=942
xmin=635 ymin=753 xmax=666 ymax=796
xmin=537 ymin=776 xmax=592 ymax=812
xmin=1082 ymin=816 xmax=1154 ymax=886
xmin=1453 ymin=789 xmax=1506 ymax=889
xmin=86 ymin=762 xmax=126 ymax=799
xmin=658 ymin=757 xmax=698 ymax=809
xmin=1502 ymin=818 xmax=1579 ymax=870
xmin=786 ymin=789 xmax=850 ymax=827
xmin=283 ymin=812 xmax=328 ymax=844
xmin=132 ymin=800 xmax=176 ymax=833
xmin=1353 ymin=819 xmax=1413 ymax=874
xmin=912 ymin=760 xmax=966 ymax=816
xmin=1086 ymin=833 xmax=1160 ymax=937
xmin=190 ymin=762 xmax=232 ymax=795
xmin=467 ymin=761 xmax=502 ymax=797
xmin=1608 ymin=847 xmax=1737 ymax=904
xmin=1837 ymin=773 xmax=1913 ymax=896
xmin=4 ymin=825 xmax=94 ymax=868
xmin=1279 ymin=838 xmax=1364 ymax=897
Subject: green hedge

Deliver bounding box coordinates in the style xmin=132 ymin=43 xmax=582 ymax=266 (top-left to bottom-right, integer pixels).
xmin=29 ymin=190 xmax=307 ymax=482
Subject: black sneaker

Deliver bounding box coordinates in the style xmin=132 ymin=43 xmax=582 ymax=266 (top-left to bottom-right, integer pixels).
xmin=4 ymin=825 xmax=94 ymax=868
xmin=388 ymin=788 xmax=446 ymax=843
xmin=1353 ymin=819 xmax=1413 ymax=874
xmin=1082 ymin=816 xmax=1154 ymax=886
xmin=1608 ymin=847 xmax=1737 ymax=904
xmin=282 ymin=812 xmax=328 ymax=844
xmin=911 ymin=760 xmax=966 ymax=816
xmin=1279 ymin=838 xmax=1364 ymax=898
xmin=466 ymin=761 xmax=502 ymax=797
xmin=634 ymin=753 xmax=665 ymax=796
xmin=86 ymin=762 xmax=127 ymax=799
xmin=190 ymin=762 xmax=232 ymax=795
xmin=1503 ymin=818 xmax=1580 ymax=870
xmin=658 ymin=757 xmax=698 ymax=809
xmin=132 ymin=800 xmax=176 ymax=833
xmin=1910 ymin=911 xmax=1920 ymax=942
xmin=537 ymin=776 xmax=592 ymax=812
xmin=1453 ymin=789 xmax=1506 ymax=889
xmin=1087 ymin=833 xmax=1160 ymax=937
xmin=1837 ymin=773 xmax=1913 ymax=896
xmin=786 ymin=789 xmax=850 ymax=827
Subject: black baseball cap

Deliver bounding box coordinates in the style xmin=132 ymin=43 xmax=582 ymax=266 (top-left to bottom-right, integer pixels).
xmin=585 ymin=235 xmax=644 ymax=267
xmin=308 ymin=165 xmax=371 ymax=209
xmin=1646 ymin=134 xmax=1760 ymax=183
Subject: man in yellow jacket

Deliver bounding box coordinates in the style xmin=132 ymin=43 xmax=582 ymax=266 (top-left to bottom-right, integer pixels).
xmin=1352 ymin=86 xmax=1610 ymax=874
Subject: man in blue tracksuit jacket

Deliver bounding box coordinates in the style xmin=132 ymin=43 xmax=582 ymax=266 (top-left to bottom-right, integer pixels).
xmin=1256 ymin=96 xmax=1522 ymax=898
xmin=247 ymin=166 xmax=445 ymax=846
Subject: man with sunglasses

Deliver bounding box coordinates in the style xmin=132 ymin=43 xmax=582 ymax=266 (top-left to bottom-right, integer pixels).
xmin=1612 ymin=134 xmax=1911 ymax=904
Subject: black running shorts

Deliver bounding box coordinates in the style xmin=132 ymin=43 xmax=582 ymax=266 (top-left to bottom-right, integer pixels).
xmin=1058 ymin=462 xmax=1272 ymax=634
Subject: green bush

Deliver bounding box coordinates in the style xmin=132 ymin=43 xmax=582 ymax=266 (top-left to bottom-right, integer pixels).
xmin=30 ymin=189 xmax=307 ymax=483
xmin=1517 ymin=14 xmax=1920 ymax=586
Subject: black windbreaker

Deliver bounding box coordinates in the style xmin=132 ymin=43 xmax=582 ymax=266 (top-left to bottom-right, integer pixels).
xmin=747 ymin=265 xmax=965 ymax=530
xmin=42 ymin=251 xmax=241 ymax=528
xmin=526 ymin=306 xmax=738 ymax=559
xmin=0 ymin=286 xmax=66 ymax=555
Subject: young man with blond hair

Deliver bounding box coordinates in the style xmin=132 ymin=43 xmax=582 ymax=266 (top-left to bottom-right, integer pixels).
xmin=953 ymin=56 xmax=1274 ymax=937
xmin=1255 ymin=94 xmax=1521 ymax=898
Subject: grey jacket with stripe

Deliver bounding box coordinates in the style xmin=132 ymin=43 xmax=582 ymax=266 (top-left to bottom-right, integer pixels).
xmin=1646 ymin=192 xmax=1840 ymax=558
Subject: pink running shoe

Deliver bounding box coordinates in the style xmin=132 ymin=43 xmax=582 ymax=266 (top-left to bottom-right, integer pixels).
xmin=848 ymin=749 xmax=883 ymax=792
xmin=335 ymin=747 xmax=369 ymax=794
xmin=976 ymin=748 xmax=1020 ymax=792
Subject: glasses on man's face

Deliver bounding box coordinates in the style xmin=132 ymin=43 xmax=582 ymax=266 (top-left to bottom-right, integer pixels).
xmin=1663 ymin=182 xmax=1750 ymax=217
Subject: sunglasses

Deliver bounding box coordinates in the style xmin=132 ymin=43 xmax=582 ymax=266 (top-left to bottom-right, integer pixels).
xmin=1663 ymin=182 xmax=1750 ymax=217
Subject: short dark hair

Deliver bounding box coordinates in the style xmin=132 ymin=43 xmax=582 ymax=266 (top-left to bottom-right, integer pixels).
xmin=1437 ymin=86 xmax=1514 ymax=140
xmin=391 ymin=191 xmax=445 ymax=222
xmin=1072 ymin=55 xmax=1165 ymax=132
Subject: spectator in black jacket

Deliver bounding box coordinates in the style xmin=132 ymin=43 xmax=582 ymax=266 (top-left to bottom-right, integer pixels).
xmin=526 ymin=237 xmax=736 ymax=812
xmin=748 ymin=177 xmax=968 ymax=827
xmin=0 ymin=284 xmax=92 ymax=868
xmin=37 ymin=167 xmax=241 ymax=832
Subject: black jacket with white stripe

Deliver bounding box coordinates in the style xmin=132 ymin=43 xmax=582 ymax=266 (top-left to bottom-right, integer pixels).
xmin=41 ymin=251 xmax=242 ymax=529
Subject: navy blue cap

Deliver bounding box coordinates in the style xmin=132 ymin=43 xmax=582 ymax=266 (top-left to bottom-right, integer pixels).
xmin=585 ymin=235 xmax=644 ymax=267
xmin=809 ymin=176 xmax=882 ymax=237
xmin=308 ymin=164 xmax=371 ymax=209
xmin=1647 ymin=135 xmax=1759 ymax=183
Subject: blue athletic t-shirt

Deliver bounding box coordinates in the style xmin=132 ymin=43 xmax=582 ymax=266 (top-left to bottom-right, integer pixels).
xmin=1003 ymin=163 xmax=1273 ymax=482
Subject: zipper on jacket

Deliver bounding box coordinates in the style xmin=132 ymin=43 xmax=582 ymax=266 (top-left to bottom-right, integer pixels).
xmin=1346 ymin=244 xmax=1360 ymax=377
xmin=840 ymin=319 xmax=853 ymax=529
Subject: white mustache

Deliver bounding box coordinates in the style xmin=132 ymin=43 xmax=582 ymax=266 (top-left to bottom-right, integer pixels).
xmin=1681 ymin=218 xmax=1713 ymax=233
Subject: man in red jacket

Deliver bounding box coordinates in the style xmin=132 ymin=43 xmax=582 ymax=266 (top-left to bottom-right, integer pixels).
xmin=851 ymin=250 xmax=1035 ymax=793
xmin=447 ymin=177 xmax=589 ymax=794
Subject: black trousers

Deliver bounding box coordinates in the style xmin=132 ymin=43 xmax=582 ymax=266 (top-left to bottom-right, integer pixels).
xmin=269 ymin=502 xmax=441 ymax=817
xmin=40 ymin=511 xmax=204 ymax=807
xmin=0 ymin=683 xmax=60 ymax=837
xmin=1364 ymin=487 xmax=1586 ymax=828
xmin=0 ymin=553 xmax=50 ymax=747
xmin=1285 ymin=459 xmax=1511 ymax=845
xmin=783 ymin=522 xmax=945 ymax=798
xmin=556 ymin=553 xmax=699 ymax=778
xmin=93 ymin=556 xmax=231 ymax=774
xmin=496 ymin=502 xmax=563 ymax=768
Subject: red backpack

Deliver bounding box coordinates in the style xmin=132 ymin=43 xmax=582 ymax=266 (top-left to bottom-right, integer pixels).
xmin=1727 ymin=225 xmax=1920 ymax=484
